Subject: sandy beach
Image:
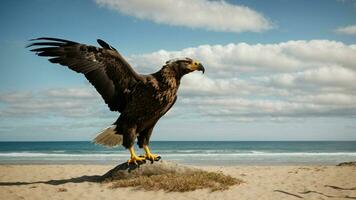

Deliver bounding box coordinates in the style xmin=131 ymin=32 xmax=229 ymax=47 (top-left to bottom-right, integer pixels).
xmin=0 ymin=164 xmax=355 ymax=200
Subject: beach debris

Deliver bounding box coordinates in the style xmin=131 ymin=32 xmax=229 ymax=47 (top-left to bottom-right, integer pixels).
xmin=337 ymin=161 xmax=356 ymax=166
xmin=325 ymin=185 xmax=356 ymax=191
xmin=299 ymin=190 xmax=356 ymax=199
xmin=288 ymin=170 xmax=298 ymax=174
xmin=103 ymin=160 xmax=242 ymax=192
xmin=274 ymin=190 xmax=303 ymax=198
xmin=57 ymin=188 xmax=68 ymax=192
xmin=297 ymin=167 xmax=311 ymax=170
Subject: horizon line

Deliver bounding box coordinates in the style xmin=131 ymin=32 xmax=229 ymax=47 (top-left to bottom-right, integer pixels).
xmin=0 ymin=140 xmax=355 ymax=142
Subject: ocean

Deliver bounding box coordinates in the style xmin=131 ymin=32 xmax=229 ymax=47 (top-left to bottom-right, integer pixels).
xmin=0 ymin=141 xmax=355 ymax=165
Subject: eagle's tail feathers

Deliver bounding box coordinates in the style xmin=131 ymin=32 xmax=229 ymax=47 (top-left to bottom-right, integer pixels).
xmin=92 ymin=125 xmax=122 ymax=147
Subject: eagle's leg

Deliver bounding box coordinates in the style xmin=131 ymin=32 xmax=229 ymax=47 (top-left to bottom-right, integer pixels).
xmin=137 ymin=126 xmax=161 ymax=162
xmin=122 ymin=125 xmax=145 ymax=165
xmin=143 ymin=145 xmax=160 ymax=162
xmin=127 ymin=146 xmax=146 ymax=165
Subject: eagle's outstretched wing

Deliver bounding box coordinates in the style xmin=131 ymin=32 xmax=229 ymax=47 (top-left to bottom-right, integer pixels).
xmin=27 ymin=37 xmax=143 ymax=112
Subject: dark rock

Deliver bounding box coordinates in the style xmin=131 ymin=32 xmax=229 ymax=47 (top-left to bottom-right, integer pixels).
xmin=102 ymin=160 xmax=200 ymax=181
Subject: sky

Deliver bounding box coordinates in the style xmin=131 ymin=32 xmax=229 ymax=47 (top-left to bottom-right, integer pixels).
xmin=0 ymin=0 xmax=356 ymax=141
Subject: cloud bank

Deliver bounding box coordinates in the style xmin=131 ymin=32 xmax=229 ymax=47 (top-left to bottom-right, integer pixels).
xmin=95 ymin=0 xmax=272 ymax=33
xmin=335 ymin=25 xmax=356 ymax=35
xmin=129 ymin=40 xmax=356 ymax=121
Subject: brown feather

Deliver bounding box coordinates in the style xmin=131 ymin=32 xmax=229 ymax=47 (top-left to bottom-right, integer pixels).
xmin=27 ymin=37 xmax=142 ymax=112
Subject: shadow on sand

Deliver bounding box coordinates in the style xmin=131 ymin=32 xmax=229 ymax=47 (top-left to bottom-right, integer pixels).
xmin=0 ymin=161 xmax=145 ymax=186
xmin=0 ymin=175 xmax=103 ymax=186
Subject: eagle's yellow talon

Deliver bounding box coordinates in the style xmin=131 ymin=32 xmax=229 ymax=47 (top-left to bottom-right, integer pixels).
xmin=145 ymin=152 xmax=159 ymax=161
xmin=127 ymin=155 xmax=145 ymax=165
xmin=143 ymin=145 xmax=160 ymax=161
xmin=127 ymin=146 xmax=145 ymax=165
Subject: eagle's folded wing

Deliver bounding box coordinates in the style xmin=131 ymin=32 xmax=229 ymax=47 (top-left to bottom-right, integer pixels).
xmin=27 ymin=37 xmax=143 ymax=112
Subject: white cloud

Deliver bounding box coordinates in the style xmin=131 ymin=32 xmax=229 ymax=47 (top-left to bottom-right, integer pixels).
xmin=265 ymin=66 xmax=356 ymax=89
xmin=44 ymin=88 xmax=97 ymax=99
xmin=95 ymin=0 xmax=272 ymax=33
xmin=0 ymin=88 xmax=110 ymax=118
xmin=294 ymin=93 xmax=356 ymax=106
xmin=182 ymin=96 xmax=356 ymax=119
xmin=131 ymin=40 xmax=356 ymax=76
xmin=335 ymin=25 xmax=356 ymax=35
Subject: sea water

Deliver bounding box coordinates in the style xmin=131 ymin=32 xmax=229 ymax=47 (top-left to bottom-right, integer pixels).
xmin=0 ymin=141 xmax=355 ymax=165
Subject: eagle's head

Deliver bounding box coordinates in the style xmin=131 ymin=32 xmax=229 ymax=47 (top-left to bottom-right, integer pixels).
xmin=165 ymin=58 xmax=205 ymax=77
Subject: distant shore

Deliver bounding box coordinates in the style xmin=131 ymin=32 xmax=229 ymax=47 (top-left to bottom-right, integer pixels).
xmin=0 ymin=164 xmax=355 ymax=200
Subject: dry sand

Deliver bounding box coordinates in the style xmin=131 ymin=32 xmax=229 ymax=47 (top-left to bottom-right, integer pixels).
xmin=0 ymin=164 xmax=355 ymax=200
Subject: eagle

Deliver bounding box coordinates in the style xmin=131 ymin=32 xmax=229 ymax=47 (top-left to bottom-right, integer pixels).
xmin=27 ymin=37 xmax=205 ymax=165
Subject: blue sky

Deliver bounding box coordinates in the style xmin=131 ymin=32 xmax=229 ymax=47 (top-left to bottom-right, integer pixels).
xmin=0 ymin=0 xmax=356 ymax=141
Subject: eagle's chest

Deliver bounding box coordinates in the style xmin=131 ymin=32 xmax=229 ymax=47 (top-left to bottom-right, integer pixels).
xmin=129 ymin=78 xmax=178 ymax=117
xmin=150 ymin=85 xmax=178 ymax=115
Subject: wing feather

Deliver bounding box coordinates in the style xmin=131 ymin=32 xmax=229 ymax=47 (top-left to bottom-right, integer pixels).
xmin=28 ymin=37 xmax=142 ymax=112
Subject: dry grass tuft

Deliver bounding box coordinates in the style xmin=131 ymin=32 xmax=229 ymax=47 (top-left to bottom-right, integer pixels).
xmin=108 ymin=171 xmax=242 ymax=192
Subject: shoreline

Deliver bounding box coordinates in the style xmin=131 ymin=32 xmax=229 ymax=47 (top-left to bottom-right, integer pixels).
xmin=0 ymin=159 xmax=355 ymax=166
xmin=0 ymin=162 xmax=350 ymax=166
